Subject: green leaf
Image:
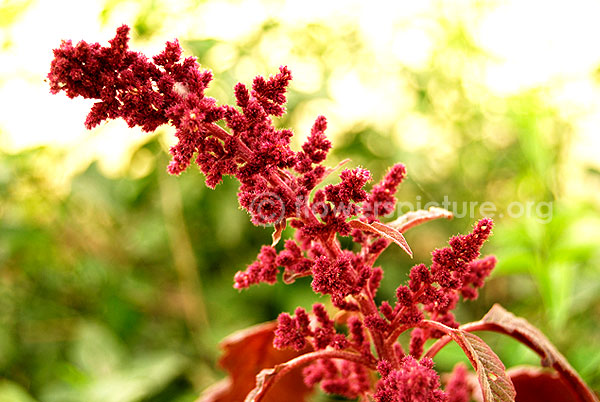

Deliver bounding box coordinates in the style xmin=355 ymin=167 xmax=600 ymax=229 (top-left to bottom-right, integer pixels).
xmin=84 ymin=351 xmax=188 ymax=402
xmin=70 ymin=322 xmax=126 ymax=377
xmin=0 ymin=380 xmax=37 ymax=402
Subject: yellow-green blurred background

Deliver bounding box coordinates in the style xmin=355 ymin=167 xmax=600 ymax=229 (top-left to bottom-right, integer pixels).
xmin=1 ymin=0 xmax=599 ymax=400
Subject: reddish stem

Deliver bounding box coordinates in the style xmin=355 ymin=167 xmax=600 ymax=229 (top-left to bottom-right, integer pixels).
xmin=423 ymin=321 xmax=484 ymax=360
xmin=355 ymin=293 xmax=399 ymax=368
xmin=422 ymin=320 xmax=600 ymax=402
xmin=386 ymin=282 xmax=426 ymax=339
xmin=203 ymin=122 xmax=298 ymax=201
xmin=250 ymin=349 xmax=376 ymax=402
xmin=385 ymin=323 xmax=413 ymax=348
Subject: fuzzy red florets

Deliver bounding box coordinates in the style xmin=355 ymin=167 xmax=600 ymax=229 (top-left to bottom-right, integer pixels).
xmin=363 ymin=163 xmax=407 ymax=222
xmin=445 ymin=363 xmax=472 ymax=402
xmin=50 ymin=27 xmax=502 ymax=402
xmin=375 ymin=357 xmax=447 ymax=402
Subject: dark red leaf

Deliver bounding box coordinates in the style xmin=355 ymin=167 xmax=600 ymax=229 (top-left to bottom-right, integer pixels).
xmin=198 ymin=322 xmax=313 ymax=402
xmin=480 ymin=304 xmax=599 ymax=402
xmin=507 ymin=366 xmax=583 ymax=402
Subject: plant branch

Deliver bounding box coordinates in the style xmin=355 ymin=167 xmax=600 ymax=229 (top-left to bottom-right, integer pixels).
xmin=355 ymin=293 xmax=399 ymax=368
xmin=423 ymin=319 xmax=599 ymax=402
xmin=246 ymin=349 xmax=376 ymax=402
xmin=423 ymin=321 xmax=486 ymax=359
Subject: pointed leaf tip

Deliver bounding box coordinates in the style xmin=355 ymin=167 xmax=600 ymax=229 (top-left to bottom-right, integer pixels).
xmin=389 ymin=207 xmax=453 ymax=233
xmin=271 ymin=219 xmax=286 ymax=246
xmin=349 ymin=219 xmax=413 ymax=257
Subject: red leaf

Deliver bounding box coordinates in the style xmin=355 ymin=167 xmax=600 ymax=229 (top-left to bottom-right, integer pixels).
xmin=271 ymin=219 xmax=286 ymax=246
xmin=389 ymin=207 xmax=453 ymax=233
xmin=198 ymin=322 xmax=313 ymax=402
xmin=322 ymin=158 xmax=351 ymax=179
xmin=449 ymin=329 xmax=516 ymax=402
xmin=507 ymin=366 xmax=583 ymax=402
xmin=349 ymin=220 xmax=413 ymax=257
xmin=245 ymin=350 xmax=375 ymax=402
xmin=480 ymin=304 xmax=599 ymax=402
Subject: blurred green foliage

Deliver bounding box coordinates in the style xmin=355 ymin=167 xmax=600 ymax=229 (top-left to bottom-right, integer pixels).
xmin=1 ymin=1 xmax=599 ymax=400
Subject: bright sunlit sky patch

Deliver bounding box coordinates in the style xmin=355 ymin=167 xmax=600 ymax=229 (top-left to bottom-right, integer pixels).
xmin=1 ymin=0 xmax=600 ymax=183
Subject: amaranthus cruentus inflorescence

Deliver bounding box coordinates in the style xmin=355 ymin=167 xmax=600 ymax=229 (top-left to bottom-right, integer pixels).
xmin=49 ymin=26 xmax=599 ymax=402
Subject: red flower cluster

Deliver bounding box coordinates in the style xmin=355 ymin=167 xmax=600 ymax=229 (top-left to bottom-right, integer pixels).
xmin=273 ymin=304 xmax=374 ymax=398
xmin=445 ymin=363 xmax=472 ymax=402
xmin=375 ymin=357 xmax=447 ymax=402
xmin=363 ymin=163 xmax=407 ymax=222
xmin=48 ymin=25 xmax=332 ymax=226
xmin=303 ymin=358 xmax=371 ymax=399
xmin=269 ymin=219 xmax=494 ymax=398
xmin=49 ymin=26 xmax=499 ymax=402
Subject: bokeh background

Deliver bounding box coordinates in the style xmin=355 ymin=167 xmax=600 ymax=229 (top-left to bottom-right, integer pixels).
xmin=1 ymin=0 xmax=599 ymax=400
